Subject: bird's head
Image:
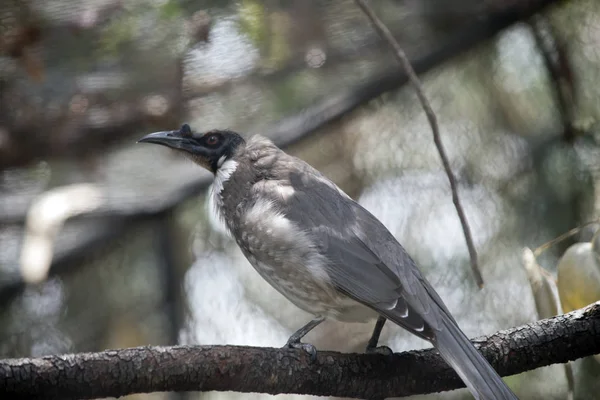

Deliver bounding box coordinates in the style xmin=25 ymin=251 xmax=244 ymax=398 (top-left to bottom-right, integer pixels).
xmin=138 ymin=124 xmax=245 ymax=173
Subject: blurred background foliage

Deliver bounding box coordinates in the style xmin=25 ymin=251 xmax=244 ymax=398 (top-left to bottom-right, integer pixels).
xmin=1 ymin=0 xmax=600 ymax=399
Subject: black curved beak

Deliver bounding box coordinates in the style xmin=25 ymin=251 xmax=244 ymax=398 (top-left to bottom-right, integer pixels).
xmin=138 ymin=130 xmax=193 ymax=151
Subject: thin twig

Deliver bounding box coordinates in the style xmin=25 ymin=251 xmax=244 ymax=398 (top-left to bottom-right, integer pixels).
xmin=533 ymin=219 xmax=600 ymax=257
xmin=354 ymin=0 xmax=483 ymax=287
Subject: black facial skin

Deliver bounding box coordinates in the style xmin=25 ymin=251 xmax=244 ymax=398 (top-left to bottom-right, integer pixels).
xmin=138 ymin=124 xmax=245 ymax=173
xmin=193 ymin=128 xmax=245 ymax=172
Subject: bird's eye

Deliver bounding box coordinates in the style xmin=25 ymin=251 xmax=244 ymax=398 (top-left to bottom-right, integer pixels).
xmin=206 ymin=135 xmax=219 ymax=146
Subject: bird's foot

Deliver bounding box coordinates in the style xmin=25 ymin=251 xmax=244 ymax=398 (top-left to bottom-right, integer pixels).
xmin=365 ymin=345 xmax=394 ymax=357
xmin=284 ymin=339 xmax=318 ymax=362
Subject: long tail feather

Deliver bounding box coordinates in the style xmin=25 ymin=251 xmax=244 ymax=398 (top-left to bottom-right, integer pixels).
xmin=432 ymin=313 xmax=517 ymax=400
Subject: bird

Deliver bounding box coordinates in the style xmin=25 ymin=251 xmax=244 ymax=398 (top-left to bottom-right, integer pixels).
xmin=139 ymin=124 xmax=518 ymax=400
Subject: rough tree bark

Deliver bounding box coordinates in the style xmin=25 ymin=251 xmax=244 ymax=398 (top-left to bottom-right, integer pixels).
xmin=1 ymin=302 xmax=599 ymax=400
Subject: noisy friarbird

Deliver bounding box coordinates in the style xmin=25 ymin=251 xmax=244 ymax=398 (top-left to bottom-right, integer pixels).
xmin=139 ymin=124 xmax=517 ymax=400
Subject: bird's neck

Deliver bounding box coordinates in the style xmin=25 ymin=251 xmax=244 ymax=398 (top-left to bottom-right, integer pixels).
xmin=212 ymin=158 xmax=239 ymax=201
xmin=209 ymin=153 xmax=257 ymax=234
xmin=208 ymin=136 xmax=282 ymax=234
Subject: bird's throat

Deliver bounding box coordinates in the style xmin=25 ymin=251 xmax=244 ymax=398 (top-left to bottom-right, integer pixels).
xmin=208 ymin=159 xmax=239 ymax=232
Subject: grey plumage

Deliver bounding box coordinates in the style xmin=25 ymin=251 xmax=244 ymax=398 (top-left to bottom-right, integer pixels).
xmin=139 ymin=126 xmax=518 ymax=400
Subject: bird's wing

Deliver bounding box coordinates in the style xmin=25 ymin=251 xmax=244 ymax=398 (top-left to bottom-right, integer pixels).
xmin=266 ymin=159 xmax=454 ymax=339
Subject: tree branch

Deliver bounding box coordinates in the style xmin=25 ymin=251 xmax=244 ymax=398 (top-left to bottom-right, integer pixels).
xmin=2 ymin=302 xmax=599 ymax=400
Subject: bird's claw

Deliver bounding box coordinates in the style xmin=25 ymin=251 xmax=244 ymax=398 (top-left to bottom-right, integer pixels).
xmin=366 ymin=345 xmax=394 ymax=357
xmin=284 ymin=340 xmax=318 ymax=362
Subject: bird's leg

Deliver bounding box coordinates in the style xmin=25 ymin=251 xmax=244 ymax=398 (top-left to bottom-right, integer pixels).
xmin=284 ymin=316 xmax=325 ymax=361
xmin=365 ymin=316 xmax=393 ymax=356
